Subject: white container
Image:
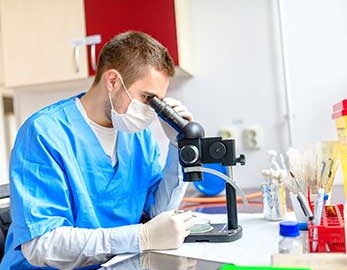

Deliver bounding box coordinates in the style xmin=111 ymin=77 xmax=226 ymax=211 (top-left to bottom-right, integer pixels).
xmin=345 ymin=203 xmax=347 ymax=253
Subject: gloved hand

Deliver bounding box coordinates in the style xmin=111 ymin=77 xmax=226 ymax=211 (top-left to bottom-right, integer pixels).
xmin=159 ymin=97 xmax=193 ymax=146
xmin=139 ymin=210 xmax=193 ymax=251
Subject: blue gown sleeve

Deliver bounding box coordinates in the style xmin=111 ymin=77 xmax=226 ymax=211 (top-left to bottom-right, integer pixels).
xmin=10 ymin=117 xmax=74 ymax=249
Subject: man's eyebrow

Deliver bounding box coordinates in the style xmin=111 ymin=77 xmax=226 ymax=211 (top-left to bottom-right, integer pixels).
xmin=142 ymin=90 xmax=157 ymax=97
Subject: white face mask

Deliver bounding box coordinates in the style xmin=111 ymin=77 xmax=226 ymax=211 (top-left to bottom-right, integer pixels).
xmin=109 ymin=76 xmax=156 ymax=133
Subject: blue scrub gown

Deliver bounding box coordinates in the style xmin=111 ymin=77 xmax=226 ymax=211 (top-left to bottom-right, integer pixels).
xmin=1 ymin=94 xmax=163 ymax=269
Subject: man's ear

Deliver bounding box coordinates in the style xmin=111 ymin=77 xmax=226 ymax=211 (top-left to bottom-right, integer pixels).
xmin=102 ymin=69 xmax=120 ymax=93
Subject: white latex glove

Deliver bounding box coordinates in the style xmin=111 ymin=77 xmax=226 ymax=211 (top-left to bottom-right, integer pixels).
xmin=159 ymin=97 xmax=193 ymax=146
xmin=139 ymin=210 xmax=193 ymax=251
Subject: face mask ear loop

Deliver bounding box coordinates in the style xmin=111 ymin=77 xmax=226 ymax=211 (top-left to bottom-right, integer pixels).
xmin=118 ymin=76 xmax=133 ymax=101
xmin=108 ymin=92 xmax=116 ymax=111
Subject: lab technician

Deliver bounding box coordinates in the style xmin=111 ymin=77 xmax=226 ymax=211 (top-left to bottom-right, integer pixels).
xmin=1 ymin=31 xmax=194 ymax=269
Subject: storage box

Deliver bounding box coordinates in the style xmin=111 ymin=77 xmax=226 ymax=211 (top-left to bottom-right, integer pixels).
xmin=332 ymin=99 xmax=347 ymax=200
xmin=272 ymin=253 xmax=347 ymax=270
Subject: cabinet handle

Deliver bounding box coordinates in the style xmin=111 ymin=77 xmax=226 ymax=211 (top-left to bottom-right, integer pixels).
xmin=72 ymin=35 xmax=101 ymax=73
xmin=74 ymin=46 xmax=80 ymax=73
xmin=91 ymin=44 xmax=97 ymax=71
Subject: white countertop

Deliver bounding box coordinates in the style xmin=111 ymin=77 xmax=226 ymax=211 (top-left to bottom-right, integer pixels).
xmin=157 ymin=212 xmax=287 ymax=265
xmin=104 ymin=212 xmax=296 ymax=267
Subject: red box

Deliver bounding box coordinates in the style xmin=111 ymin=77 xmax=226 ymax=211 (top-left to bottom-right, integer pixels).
xmin=333 ymin=99 xmax=347 ymax=112
xmin=308 ymin=204 xmax=345 ymax=253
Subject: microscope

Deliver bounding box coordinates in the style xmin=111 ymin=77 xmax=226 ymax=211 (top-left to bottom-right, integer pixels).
xmin=150 ymin=97 xmax=246 ymax=243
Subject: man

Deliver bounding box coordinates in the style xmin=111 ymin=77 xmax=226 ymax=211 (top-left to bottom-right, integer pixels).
xmin=1 ymin=31 xmax=193 ymax=269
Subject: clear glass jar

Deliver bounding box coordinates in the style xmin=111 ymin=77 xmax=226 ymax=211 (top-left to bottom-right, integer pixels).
xmin=278 ymin=221 xmax=303 ymax=254
xmin=262 ymin=182 xmax=286 ymax=221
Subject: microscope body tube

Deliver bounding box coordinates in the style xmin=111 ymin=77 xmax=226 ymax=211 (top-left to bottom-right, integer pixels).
xmin=149 ymin=97 xmax=189 ymax=132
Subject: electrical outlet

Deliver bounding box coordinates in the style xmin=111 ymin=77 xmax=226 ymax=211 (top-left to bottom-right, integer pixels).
xmin=242 ymin=126 xmax=263 ymax=150
xmin=218 ymin=127 xmax=236 ymax=139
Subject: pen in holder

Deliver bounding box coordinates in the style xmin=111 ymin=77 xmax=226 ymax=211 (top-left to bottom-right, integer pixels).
xmin=290 ymin=192 xmax=307 ymax=223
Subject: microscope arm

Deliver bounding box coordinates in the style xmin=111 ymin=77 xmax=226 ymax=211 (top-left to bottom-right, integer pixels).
xmin=183 ymin=166 xmax=248 ymax=204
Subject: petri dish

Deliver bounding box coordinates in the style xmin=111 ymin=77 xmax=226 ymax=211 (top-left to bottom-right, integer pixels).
xmin=191 ymin=223 xmax=214 ymax=234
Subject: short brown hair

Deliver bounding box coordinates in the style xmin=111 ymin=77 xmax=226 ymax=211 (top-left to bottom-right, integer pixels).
xmin=93 ymin=31 xmax=175 ymax=87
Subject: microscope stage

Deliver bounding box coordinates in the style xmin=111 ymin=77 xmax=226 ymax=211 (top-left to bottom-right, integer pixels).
xmin=185 ymin=223 xmax=242 ymax=243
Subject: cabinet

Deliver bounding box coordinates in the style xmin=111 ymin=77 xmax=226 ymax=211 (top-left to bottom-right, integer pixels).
xmin=0 ymin=96 xmax=8 ymax=184
xmin=0 ymin=0 xmax=193 ymax=181
xmin=0 ymin=0 xmax=88 ymax=88
xmin=0 ymin=0 xmax=192 ymax=88
xmin=0 ymin=93 xmax=15 ymax=184
xmin=84 ymin=0 xmax=192 ymax=75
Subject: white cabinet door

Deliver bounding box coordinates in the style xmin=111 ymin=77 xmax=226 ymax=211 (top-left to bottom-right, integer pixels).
xmin=0 ymin=95 xmax=8 ymax=184
xmin=0 ymin=0 xmax=88 ymax=87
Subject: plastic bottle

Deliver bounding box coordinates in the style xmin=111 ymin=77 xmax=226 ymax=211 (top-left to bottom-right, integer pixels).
xmin=278 ymin=221 xmax=303 ymax=254
xmin=298 ymin=222 xmax=309 ymax=253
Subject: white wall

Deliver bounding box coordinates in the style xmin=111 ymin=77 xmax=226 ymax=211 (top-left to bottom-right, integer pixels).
xmin=165 ymin=0 xmax=347 ymax=187
xmin=279 ymin=0 xmax=347 ymax=148
xmin=169 ymin=0 xmax=287 ymax=187
xmin=11 ymin=0 xmax=347 ymax=188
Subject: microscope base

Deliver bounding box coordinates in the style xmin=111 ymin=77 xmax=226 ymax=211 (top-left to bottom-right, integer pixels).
xmin=184 ymin=223 xmax=242 ymax=243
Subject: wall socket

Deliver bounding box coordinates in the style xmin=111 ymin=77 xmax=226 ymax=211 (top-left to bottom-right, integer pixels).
xmin=242 ymin=126 xmax=263 ymax=150
xmin=218 ymin=127 xmax=237 ymax=139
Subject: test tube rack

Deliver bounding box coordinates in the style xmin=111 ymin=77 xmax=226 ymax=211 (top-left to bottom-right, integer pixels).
xmin=308 ymin=204 xmax=345 ymax=253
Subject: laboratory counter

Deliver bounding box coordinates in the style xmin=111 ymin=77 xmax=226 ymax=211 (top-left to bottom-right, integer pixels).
xmin=102 ymin=185 xmax=346 ymax=269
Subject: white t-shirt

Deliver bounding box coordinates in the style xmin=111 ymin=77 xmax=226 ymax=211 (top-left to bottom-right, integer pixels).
xmin=75 ymin=98 xmax=117 ymax=166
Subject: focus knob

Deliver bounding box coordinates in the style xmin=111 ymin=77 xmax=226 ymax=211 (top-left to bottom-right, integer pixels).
xmin=179 ymin=145 xmax=199 ymax=165
xmin=236 ymin=154 xmax=246 ymax=166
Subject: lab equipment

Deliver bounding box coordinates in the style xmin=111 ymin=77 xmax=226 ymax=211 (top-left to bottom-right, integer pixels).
xmin=332 ymin=99 xmax=347 ymax=200
xmin=149 ymin=96 xmax=246 ymax=243
xmin=261 ymin=151 xmax=286 ymax=221
xmin=272 ymin=253 xmax=347 ymax=269
xmin=313 ymin=189 xmax=325 ymax=225
xmin=150 ymin=96 xmax=245 ymax=182
xmin=262 ymin=180 xmax=286 ymax=221
xmin=289 ymin=192 xmax=305 ymax=222
xmin=286 ymin=147 xmax=316 ymax=195
xmin=284 ymin=169 xmax=313 ymax=222
xmin=297 ymin=222 xmax=309 ymax=254
xmin=308 ymin=204 xmax=345 ymax=253
xmin=311 ymin=188 xmax=325 ymax=252
xmin=190 ymin=216 xmax=213 ymax=234
xmin=193 ymin=163 xmax=226 ymax=196
xmin=345 ymin=203 xmax=347 ymax=253
xmin=296 ymin=192 xmax=314 ymax=221
xmin=316 ymin=141 xmax=339 ymax=194
xmin=190 ymin=223 xmax=214 ymax=234
xmin=278 ymin=221 xmax=303 ymax=254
